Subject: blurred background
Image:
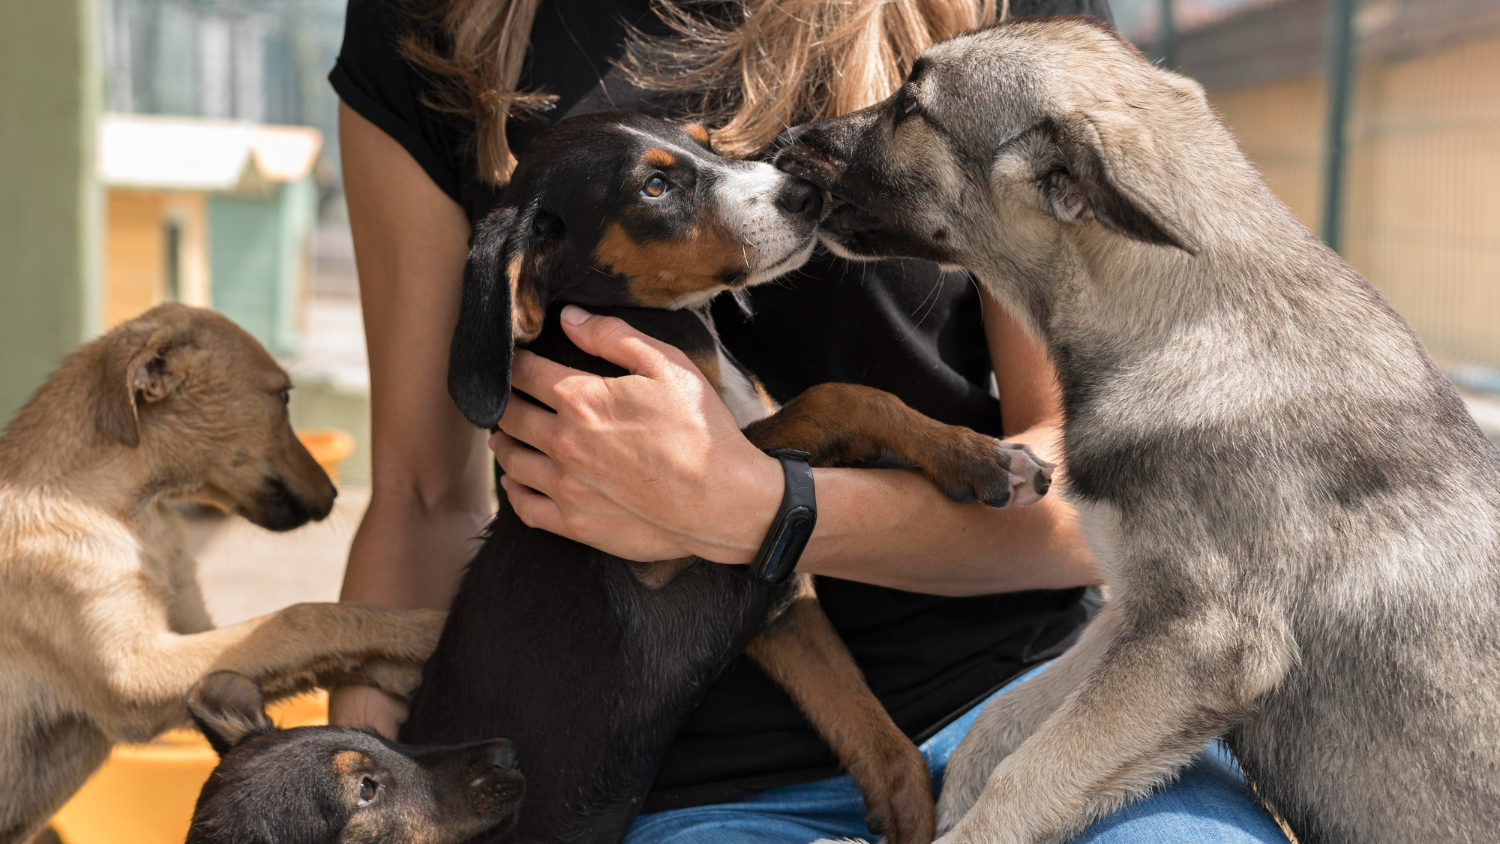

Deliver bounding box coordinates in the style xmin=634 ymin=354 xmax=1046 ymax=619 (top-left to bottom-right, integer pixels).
xmin=1 ymin=1 xmax=1497 ymax=838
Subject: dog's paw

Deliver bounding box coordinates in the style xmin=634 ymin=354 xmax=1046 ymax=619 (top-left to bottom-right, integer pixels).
xmin=935 ymin=757 xmax=993 ymax=835
xmin=366 ymin=607 xmax=448 ymax=662
xmin=936 ymin=740 xmax=1013 ymax=834
xmin=927 ymin=432 xmax=1054 ymax=508
xmin=408 ymin=608 xmax=448 ymax=655
xmin=855 ymin=740 xmax=936 ymax=844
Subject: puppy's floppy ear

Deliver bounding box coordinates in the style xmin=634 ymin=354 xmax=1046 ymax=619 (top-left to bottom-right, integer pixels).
xmin=447 ymin=204 xmax=563 ymax=428
xmin=186 ymin=672 xmax=275 ymax=757
xmin=1042 ymin=111 xmax=1202 ymax=256
xmin=94 ymin=324 xmax=186 ymax=447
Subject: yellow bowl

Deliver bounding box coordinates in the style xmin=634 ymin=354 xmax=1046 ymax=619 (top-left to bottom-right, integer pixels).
xmin=50 ymin=692 xmax=328 ymax=844
xmin=296 ymin=428 xmax=355 ymax=484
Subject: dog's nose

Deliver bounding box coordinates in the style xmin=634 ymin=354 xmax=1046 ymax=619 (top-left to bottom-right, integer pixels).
xmin=776 ymin=178 xmax=823 ymax=220
xmin=482 ymin=738 xmax=518 ymax=771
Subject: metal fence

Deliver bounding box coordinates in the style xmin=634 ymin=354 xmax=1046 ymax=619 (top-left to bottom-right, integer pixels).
xmin=1114 ymin=0 xmax=1500 ymax=392
xmin=102 ymin=0 xmax=346 ymax=186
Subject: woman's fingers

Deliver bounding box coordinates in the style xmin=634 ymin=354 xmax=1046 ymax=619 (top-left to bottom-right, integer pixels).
xmin=499 ymin=475 xmax=566 ymax=534
xmin=496 ymin=395 xmax=561 ymax=455
xmin=558 ymin=305 xmax=683 ymax=377
xmin=491 ymin=431 xmax=563 ymax=493
xmin=507 ymin=349 xmax=586 ymax=410
xmin=327 ymin=686 xmax=407 ymax=739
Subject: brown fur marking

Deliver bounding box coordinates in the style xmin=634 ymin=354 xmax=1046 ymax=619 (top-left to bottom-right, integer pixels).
xmin=681 ymin=124 xmax=712 ymax=149
xmin=507 ymin=253 xmax=545 ymax=342
xmin=747 ymin=578 xmax=935 ymax=844
xmin=643 ymin=148 xmax=676 ymax=168
xmin=594 ymin=222 xmax=746 ymax=307
xmin=680 ymin=347 xmax=723 ymax=395
xmin=332 ymin=750 xmax=372 ymax=777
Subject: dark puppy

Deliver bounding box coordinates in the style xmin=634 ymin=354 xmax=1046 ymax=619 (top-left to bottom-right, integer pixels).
xmin=185 ymin=672 xmax=523 ymax=844
xmin=402 ymin=112 xmax=1053 ymax=844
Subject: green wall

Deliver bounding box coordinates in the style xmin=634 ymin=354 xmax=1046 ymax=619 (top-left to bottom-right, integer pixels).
xmin=210 ymin=176 xmax=315 ymax=357
xmin=0 ymin=0 xmax=102 ymax=425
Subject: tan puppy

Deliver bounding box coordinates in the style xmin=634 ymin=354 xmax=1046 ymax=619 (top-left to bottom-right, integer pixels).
xmin=0 ymin=304 xmax=444 ymax=844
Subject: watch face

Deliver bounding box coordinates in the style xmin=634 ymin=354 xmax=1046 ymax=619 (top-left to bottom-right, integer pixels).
xmin=759 ymin=507 xmax=816 ymax=585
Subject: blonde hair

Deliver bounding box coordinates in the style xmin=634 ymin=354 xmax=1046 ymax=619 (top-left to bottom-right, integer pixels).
xmin=401 ymin=0 xmax=999 ymax=184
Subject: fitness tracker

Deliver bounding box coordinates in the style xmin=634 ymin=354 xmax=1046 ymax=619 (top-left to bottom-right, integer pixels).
xmin=751 ymin=448 xmax=817 ymax=586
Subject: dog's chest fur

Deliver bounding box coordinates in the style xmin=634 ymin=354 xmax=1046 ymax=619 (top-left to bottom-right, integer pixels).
xmin=1 ymin=488 xmax=190 ymax=749
xmin=1034 ymin=245 xmax=1500 ymax=841
xmin=715 ymin=348 xmax=774 ymax=428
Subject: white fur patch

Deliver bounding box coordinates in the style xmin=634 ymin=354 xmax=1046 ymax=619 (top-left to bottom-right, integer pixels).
xmin=716 ymin=349 xmax=774 ymax=428
xmin=712 ymin=162 xmax=818 ymax=286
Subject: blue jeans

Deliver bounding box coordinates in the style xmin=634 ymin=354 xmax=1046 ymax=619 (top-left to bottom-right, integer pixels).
xmin=626 ymin=664 xmax=1287 ymax=843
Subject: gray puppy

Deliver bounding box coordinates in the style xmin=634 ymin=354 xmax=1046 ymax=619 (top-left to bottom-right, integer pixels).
xmin=777 ymin=17 xmax=1500 ymax=844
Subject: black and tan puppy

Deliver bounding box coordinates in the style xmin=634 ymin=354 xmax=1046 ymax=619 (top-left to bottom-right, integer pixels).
xmin=185 ymin=672 xmax=523 ymax=844
xmin=398 ymin=112 xmax=1054 ymax=844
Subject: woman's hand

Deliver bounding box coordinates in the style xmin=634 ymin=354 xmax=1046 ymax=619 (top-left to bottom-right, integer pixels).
xmin=492 ymin=305 xmax=783 ymax=564
xmin=328 ymin=686 xmax=409 ymax=739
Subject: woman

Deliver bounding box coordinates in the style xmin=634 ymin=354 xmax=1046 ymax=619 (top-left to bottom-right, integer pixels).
xmin=328 ymin=1 xmax=1287 ymax=841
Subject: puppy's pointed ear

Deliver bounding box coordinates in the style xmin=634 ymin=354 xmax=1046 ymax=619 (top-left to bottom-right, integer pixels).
xmin=94 ymin=324 xmax=183 ymax=447
xmin=186 ymin=672 xmax=275 ymax=757
xmin=1043 ymin=111 xmax=1202 ymax=256
xmin=447 ymin=204 xmax=562 ymax=428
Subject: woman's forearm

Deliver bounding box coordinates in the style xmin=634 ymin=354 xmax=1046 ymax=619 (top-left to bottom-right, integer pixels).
xmin=744 ymin=420 xmax=1096 ymax=597
xmin=332 ymin=101 xmax=489 ymax=734
xmin=800 ymin=466 xmax=1096 ymax=596
xmin=340 ymin=486 xmax=492 ymax=611
xmin=338 ymin=98 xmax=489 ymax=612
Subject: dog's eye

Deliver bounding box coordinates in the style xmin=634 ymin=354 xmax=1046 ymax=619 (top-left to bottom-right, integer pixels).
xmin=642 ymin=175 xmax=670 ymax=198
xmin=902 ymin=90 xmax=920 ymax=115
xmin=276 ymin=388 xmax=290 ymax=406
xmin=357 ymin=777 xmax=380 ymax=806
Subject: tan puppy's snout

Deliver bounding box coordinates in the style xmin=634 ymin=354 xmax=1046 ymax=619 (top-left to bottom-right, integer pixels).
xmin=245 ymin=435 xmax=336 ymax=531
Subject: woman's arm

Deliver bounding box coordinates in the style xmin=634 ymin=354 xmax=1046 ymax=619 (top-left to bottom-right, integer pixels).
xmin=800 ymin=297 xmax=1095 ymax=594
xmin=331 ymin=103 xmax=493 ymax=735
xmin=491 ymin=296 xmax=1098 ymax=597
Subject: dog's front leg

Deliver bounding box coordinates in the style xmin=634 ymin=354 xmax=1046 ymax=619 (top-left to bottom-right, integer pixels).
xmin=747 ymin=577 xmax=935 ymax=844
xmin=935 ymin=604 xmax=1120 ymax=833
xmin=743 ymin=383 xmax=1052 ymax=507
xmin=93 ymin=602 xmax=444 ymax=740
xmin=935 ymin=603 xmax=1294 ymax=844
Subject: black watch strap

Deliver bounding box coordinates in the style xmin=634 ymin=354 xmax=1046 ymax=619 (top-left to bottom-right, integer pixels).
xmin=751 ymin=448 xmax=817 ymax=586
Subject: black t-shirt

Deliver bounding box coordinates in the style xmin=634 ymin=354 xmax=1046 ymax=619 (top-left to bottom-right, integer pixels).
xmin=332 ymin=0 xmax=1108 ymax=811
